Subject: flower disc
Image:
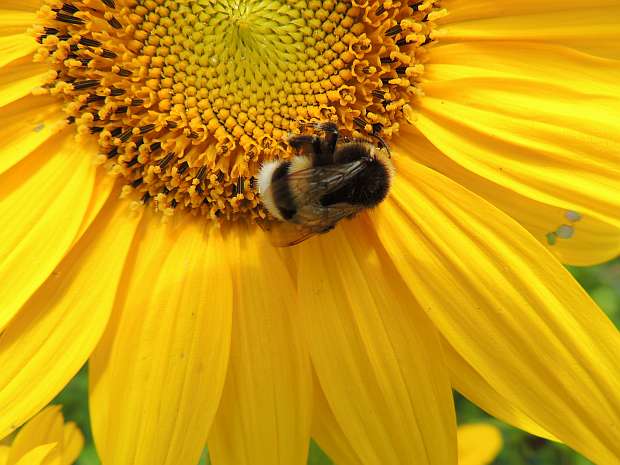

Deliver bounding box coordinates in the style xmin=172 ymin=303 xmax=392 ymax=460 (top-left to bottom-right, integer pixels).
xmin=35 ymin=0 xmax=444 ymax=220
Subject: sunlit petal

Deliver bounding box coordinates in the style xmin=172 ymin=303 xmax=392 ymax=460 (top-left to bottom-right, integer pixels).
xmin=209 ymin=227 xmax=312 ymax=465
xmin=373 ymin=157 xmax=620 ymax=464
xmin=298 ymin=219 xmax=456 ymax=465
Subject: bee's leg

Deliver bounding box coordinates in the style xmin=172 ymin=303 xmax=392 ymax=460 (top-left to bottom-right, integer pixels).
xmin=287 ymin=134 xmax=322 ymax=156
xmin=299 ymin=121 xmax=339 ymax=134
xmin=296 ymin=122 xmax=339 ymax=165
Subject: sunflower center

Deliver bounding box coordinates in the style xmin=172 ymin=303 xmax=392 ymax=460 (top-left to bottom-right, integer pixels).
xmin=34 ymin=0 xmax=445 ymax=220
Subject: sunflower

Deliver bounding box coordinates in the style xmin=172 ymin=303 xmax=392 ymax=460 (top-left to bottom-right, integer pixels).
xmin=0 ymin=406 xmax=83 ymax=465
xmin=1 ymin=0 xmax=620 ymax=464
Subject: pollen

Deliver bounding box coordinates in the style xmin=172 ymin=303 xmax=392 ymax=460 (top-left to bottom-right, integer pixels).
xmin=33 ymin=0 xmax=444 ymax=220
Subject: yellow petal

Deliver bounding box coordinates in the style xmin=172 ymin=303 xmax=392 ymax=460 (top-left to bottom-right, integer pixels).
xmin=437 ymin=4 xmax=620 ymax=59
xmin=8 ymin=407 xmax=63 ymax=465
xmin=0 ymin=447 xmax=9 ymax=465
xmin=442 ymin=339 xmax=554 ymax=441
xmin=372 ymin=157 xmax=620 ymax=464
xmin=395 ymin=128 xmax=620 ymax=266
xmin=0 ymin=94 xmax=66 ymax=175
xmin=1 ymin=2 xmax=41 ymax=11
xmin=60 ymin=423 xmax=83 ymax=465
xmin=73 ymin=170 xmax=116 ymax=246
xmin=0 ymin=56 xmax=51 ymax=109
xmin=298 ymin=219 xmax=456 ymax=465
xmin=457 ymin=424 xmax=502 ymax=465
xmin=89 ymin=211 xmax=232 ymax=465
xmin=0 ymin=129 xmax=95 ymax=332
xmin=0 ymin=35 xmax=37 ymax=69
xmin=12 ymin=445 xmax=57 ymax=465
xmin=311 ymin=372 xmax=363 ymax=465
xmin=0 ymin=197 xmax=141 ymax=440
xmin=414 ymin=42 xmax=620 ymax=229
xmin=209 ymin=226 xmax=312 ymax=465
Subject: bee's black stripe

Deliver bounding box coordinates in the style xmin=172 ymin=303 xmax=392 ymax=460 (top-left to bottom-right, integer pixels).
xmin=272 ymin=161 xmax=296 ymax=220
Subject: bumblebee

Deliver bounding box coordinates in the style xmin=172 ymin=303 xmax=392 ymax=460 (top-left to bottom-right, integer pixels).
xmin=257 ymin=122 xmax=395 ymax=246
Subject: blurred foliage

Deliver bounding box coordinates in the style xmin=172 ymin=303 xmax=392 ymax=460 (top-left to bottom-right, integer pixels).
xmin=53 ymin=259 xmax=619 ymax=465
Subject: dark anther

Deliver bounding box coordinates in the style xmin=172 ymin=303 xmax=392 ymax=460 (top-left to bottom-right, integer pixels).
xmin=396 ymin=38 xmax=410 ymax=47
xmin=131 ymin=98 xmax=144 ymax=106
xmin=55 ymin=13 xmax=85 ymax=25
xmin=372 ymin=123 xmax=383 ymax=134
xmin=149 ymin=141 xmax=161 ymax=152
xmin=126 ymin=156 xmax=139 ymax=167
xmin=120 ymin=128 xmax=133 ymax=142
xmin=110 ymin=127 xmax=122 ymax=137
xmin=139 ymin=124 xmax=155 ymax=134
xmin=107 ymin=17 xmax=122 ymax=29
xmin=381 ymin=77 xmax=393 ymax=85
xmin=110 ymin=88 xmax=125 ymax=96
xmin=371 ymin=89 xmax=386 ymax=99
xmin=66 ymin=116 xmax=76 ymax=124
xmin=409 ymin=0 xmax=423 ymax=10
xmin=79 ymin=37 xmax=101 ymax=47
xmin=231 ymin=183 xmax=237 ymax=196
xmin=178 ymin=161 xmax=189 ymax=174
xmin=107 ymin=147 xmax=119 ymax=158
xmin=91 ymin=113 xmax=101 ymax=121
xmin=131 ymin=178 xmax=143 ymax=188
xmin=162 ymin=186 xmax=170 ymax=194
xmin=217 ymin=171 xmax=225 ymax=182
xmin=375 ymin=5 xmax=385 ymax=15
xmin=114 ymin=106 xmax=128 ymax=114
xmin=58 ymin=33 xmax=71 ymax=41
xmin=385 ymin=24 xmax=402 ymax=37
xmin=249 ymin=176 xmax=256 ymax=189
xmin=102 ymin=0 xmax=116 ymax=7
xmin=44 ymin=27 xmax=59 ymax=35
xmin=117 ymin=68 xmax=132 ymax=77
xmin=69 ymin=43 xmax=79 ymax=52
xmin=380 ymin=57 xmax=396 ymax=64
xmin=196 ymin=166 xmax=207 ymax=181
xmin=101 ymin=49 xmax=118 ymax=59
xmin=37 ymin=35 xmax=47 ymax=44
xmin=158 ymin=153 xmax=174 ymax=169
xmin=90 ymin=126 xmax=104 ymax=134
xmin=79 ymin=57 xmax=92 ymax=66
xmin=196 ymin=185 xmax=204 ymax=194
xmin=86 ymin=94 xmax=105 ymax=103
xmin=62 ymin=3 xmax=79 ymax=13
xmin=141 ymin=192 xmax=151 ymax=204
xmin=188 ymin=131 xmax=199 ymax=139
xmin=353 ymin=117 xmax=368 ymax=129
xmin=166 ymin=121 xmax=178 ymax=129
xmin=421 ymin=36 xmax=432 ymax=46
xmin=73 ymin=79 xmax=99 ymax=90
xmin=396 ymin=66 xmax=407 ymax=75
xmin=134 ymin=137 xmax=144 ymax=149
xmin=362 ymin=67 xmax=372 ymax=74
xmin=78 ymin=104 xmax=88 ymax=112
xmin=237 ymin=176 xmax=245 ymax=194
xmin=170 ymin=199 xmax=178 ymax=208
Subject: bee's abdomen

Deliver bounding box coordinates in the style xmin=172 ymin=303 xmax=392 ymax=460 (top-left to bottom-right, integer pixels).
xmin=320 ymin=158 xmax=391 ymax=208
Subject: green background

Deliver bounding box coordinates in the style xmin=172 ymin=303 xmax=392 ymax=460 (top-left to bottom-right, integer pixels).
xmin=54 ymin=259 xmax=620 ymax=465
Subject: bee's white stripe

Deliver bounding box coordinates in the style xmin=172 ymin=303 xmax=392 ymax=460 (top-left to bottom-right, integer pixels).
xmin=257 ymin=160 xmax=285 ymax=220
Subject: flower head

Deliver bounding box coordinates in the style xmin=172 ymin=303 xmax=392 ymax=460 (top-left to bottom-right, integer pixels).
xmin=1 ymin=1 xmax=620 ymax=465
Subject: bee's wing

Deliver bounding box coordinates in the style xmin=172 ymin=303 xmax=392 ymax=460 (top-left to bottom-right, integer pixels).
xmin=264 ymin=159 xmax=367 ymax=209
xmin=262 ymin=203 xmax=363 ymax=247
